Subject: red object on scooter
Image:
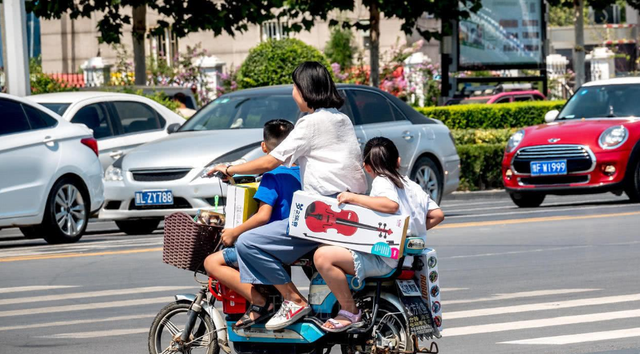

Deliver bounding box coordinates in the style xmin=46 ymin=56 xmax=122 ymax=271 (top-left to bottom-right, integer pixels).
xmin=220 ymin=284 xmax=247 ymax=314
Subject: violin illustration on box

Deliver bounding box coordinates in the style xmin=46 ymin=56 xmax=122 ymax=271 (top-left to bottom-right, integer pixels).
xmin=288 ymin=191 xmax=409 ymax=259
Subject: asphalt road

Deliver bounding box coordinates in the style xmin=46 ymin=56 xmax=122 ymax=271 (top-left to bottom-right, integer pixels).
xmin=0 ymin=192 xmax=639 ymax=354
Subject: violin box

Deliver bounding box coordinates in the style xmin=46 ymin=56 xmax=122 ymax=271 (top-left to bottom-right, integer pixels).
xmin=288 ymin=191 xmax=409 ymax=259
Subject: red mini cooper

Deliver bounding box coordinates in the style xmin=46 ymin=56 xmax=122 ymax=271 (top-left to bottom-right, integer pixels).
xmin=503 ymin=78 xmax=640 ymax=207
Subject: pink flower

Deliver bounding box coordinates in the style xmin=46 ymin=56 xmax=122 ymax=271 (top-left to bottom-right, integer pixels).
xmin=331 ymin=63 xmax=341 ymax=76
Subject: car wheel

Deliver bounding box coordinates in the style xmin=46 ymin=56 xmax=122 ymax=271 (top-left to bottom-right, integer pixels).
xmin=115 ymin=219 xmax=160 ymax=235
xmin=20 ymin=225 xmax=45 ymax=239
xmin=410 ymin=157 xmax=444 ymax=205
xmin=625 ymin=159 xmax=640 ymax=202
xmin=509 ymin=192 xmax=545 ymax=208
xmin=42 ymin=178 xmax=90 ymax=244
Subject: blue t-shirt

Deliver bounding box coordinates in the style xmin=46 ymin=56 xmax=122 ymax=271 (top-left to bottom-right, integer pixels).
xmin=253 ymin=166 xmax=301 ymax=222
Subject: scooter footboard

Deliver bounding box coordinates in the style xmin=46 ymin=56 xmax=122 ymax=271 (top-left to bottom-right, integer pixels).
xmin=227 ymin=320 xmax=325 ymax=344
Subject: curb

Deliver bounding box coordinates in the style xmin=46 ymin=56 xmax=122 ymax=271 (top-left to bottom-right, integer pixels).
xmin=446 ymin=189 xmax=508 ymax=201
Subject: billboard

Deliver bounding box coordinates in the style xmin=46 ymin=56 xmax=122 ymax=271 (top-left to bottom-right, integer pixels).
xmin=459 ymin=0 xmax=544 ymax=69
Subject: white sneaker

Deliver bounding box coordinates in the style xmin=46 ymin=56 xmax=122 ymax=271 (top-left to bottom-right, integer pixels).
xmin=265 ymin=300 xmax=311 ymax=330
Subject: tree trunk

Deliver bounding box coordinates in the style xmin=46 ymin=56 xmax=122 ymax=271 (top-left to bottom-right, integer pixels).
xmin=369 ymin=2 xmax=380 ymax=87
xmin=132 ymin=4 xmax=146 ymax=86
xmin=573 ymin=0 xmax=585 ymax=89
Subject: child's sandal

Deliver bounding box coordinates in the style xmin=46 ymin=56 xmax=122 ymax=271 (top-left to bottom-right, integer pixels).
xmin=322 ymin=309 xmax=364 ymax=333
xmin=233 ymin=299 xmax=272 ymax=330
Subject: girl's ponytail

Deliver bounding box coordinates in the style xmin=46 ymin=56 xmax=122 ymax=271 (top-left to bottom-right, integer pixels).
xmin=363 ymin=137 xmax=405 ymax=189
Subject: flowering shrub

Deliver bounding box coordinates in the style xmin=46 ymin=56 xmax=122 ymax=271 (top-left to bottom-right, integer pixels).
xmin=216 ymin=66 xmax=239 ymax=96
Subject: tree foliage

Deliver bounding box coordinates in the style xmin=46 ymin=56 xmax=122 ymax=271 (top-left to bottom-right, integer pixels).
xmin=237 ymin=38 xmax=330 ymax=88
xmin=324 ymin=26 xmax=356 ymax=69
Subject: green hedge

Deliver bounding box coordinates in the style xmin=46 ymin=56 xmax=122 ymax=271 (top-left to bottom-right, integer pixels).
xmin=456 ymin=143 xmax=506 ymax=191
xmin=452 ymin=128 xmax=516 ymax=145
xmin=418 ymin=101 xmax=565 ymax=130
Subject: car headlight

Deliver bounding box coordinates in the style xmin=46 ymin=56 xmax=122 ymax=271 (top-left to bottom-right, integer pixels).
xmin=506 ymin=130 xmax=525 ymax=153
xmin=599 ymin=125 xmax=628 ymax=149
xmin=104 ymin=165 xmax=124 ymax=181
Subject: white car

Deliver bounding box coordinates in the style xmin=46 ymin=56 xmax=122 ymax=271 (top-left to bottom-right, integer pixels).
xmin=0 ymin=93 xmax=104 ymax=244
xmin=30 ymin=92 xmax=186 ymax=171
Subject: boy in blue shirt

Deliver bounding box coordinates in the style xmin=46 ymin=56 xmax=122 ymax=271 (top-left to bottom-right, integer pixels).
xmin=203 ymin=119 xmax=301 ymax=328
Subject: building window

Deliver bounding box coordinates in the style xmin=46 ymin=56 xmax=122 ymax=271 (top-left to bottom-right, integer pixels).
xmin=150 ymin=26 xmax=179 ymax=66
xmin=261 ymin=21 xmax=288 ymax=41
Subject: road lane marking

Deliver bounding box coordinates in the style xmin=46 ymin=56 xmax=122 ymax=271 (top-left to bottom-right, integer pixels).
xmin=0 ymin=286 xmax=194 ymax=306
xmin=446 ymin=309 xmax=640 ymax=337
xmin=445 ymin=293 xmax=640 ymax=320
xmin=0 ymin=241 xmax=163 ymax=258
xmin=41 ymin=328 xmax=150 ymax=339
xmin=443 ymin=289 xmax=599 ymax=305
xmin=0 ymin=314 xmax=156 ymax=332
xmin=442 ymin=288 xmax=469 ymax=292
xmin=0 ymin=296 xmax=172 ymax=318
xmin=446 ymin=203 xmax=635 ymax=219
xmin=445 ymin=198 xmax=621 ymax=213
xmin=440 ymin=211 xmax=640 ymax=229
xmin=499 ymin=327 xmax=640 ymax=345
xmin=0 ymin=285 xmax=79 ymax=294
xmin=0 ymin=247 xmax=163 ymax=262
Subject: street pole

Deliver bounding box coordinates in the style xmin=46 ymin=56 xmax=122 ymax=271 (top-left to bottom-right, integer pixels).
xmin=573 ymin=0 xmax=585 ymax=89
xmin=3 ymin=0 xmax=30 ymax=96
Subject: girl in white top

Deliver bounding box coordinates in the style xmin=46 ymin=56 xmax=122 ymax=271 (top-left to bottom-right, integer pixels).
xmin=209 ymin=62 xmax=366 ymax=330
xmin=314 ymin=137 xmax=445 ymax=332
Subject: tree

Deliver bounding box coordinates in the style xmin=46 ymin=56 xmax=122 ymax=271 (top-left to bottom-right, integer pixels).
xmin=324 ymin=26 xmax=356 ymax=69
xmin=548 ymin=0 xmax=640 ymax=89
xmin=286 ymin=0 xmax=482 ymax=86
xmin=25 ymin=0 xmax=291 ymax=83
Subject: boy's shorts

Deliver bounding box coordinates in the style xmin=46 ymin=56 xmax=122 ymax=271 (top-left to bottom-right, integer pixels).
xmin=222 ymin=247 xmax=238 ymax=268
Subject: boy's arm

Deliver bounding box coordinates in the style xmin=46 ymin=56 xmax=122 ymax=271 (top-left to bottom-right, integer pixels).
xmin=426 ymin=208 xmax=444 ymax=230
xmin=221 ymin=202 xmax=273 ymax=246
xmin=337 ymin=192 xmax=399 ymax=214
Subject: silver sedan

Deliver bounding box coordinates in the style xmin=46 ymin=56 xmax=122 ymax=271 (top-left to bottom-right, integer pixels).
xmin=99 ymin=85 xmax=459 ymax=235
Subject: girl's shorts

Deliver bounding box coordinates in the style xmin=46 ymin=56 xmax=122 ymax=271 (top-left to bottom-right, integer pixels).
xmin=350 ymin=250 xmax=395 ymax=283
xmin=222 ymin=247 xmax=238 ymax=268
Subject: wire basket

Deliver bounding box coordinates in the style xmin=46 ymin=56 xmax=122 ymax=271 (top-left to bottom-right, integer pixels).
xmin=163 ymin=212 xmax=222 ymax=273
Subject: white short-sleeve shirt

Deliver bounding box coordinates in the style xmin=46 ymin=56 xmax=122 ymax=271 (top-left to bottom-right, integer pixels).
xmin=270 ymin=108 xmax=367 ymax=196
xmin=370 ymin=175 xmax=439 ymax=268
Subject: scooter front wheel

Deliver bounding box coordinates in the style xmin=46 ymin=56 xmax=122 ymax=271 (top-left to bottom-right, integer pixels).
xmin=148 ymin=302 xmax=219 ymax=354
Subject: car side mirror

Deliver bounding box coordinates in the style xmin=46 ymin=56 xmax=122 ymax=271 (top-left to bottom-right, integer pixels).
xmin=544 ymin=110 xmax=559 ymax=123
xmin=167 ymin=123 xmax=181 ymax=134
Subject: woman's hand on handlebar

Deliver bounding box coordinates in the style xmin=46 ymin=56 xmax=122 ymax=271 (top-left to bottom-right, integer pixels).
xmin=221 ymin=228 xmax=240 ymax=246
xmin=206 ymin=164 xmax=230 ymax=178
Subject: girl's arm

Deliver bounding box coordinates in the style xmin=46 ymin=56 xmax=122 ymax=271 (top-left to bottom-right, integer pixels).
xmin=426 ymin=208 xmax=445 ymax=230
xmin=210 ymin=155 xmax=281 ymax=177
xmin=337 ymin=192 xmax=399 ymax=214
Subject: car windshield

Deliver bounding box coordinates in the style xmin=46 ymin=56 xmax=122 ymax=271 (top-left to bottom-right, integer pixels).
xmin=558 ymin=84 xmax=640 ymax=119
xmin=179 ymin=95 xmax=301 ymax=131
xmin=40 ymin=103 xmax=71 ymax=116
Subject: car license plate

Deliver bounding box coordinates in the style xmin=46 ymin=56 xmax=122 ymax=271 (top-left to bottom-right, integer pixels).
xmin=135 ymin=190 xmax=174 ymax=206
xmin=530 ymin=160 xmax=567 ymax=176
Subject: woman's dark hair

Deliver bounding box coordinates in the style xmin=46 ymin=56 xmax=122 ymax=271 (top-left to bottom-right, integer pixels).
xmin=363 ymin=137 xmax=405 ymax=189
xmin=292 ymin=61 xmax=344 ymax=110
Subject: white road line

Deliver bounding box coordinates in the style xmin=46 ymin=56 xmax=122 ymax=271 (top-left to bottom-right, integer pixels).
xmin=499 ymin=327 xmax=640 ymax=345
xmin=442 ymin=200 xmax=513 ymax=208
xmin=0 ymin=285 xmax=79 ymax=294
xmin=445 ymin=309 xmax=640 ymax=337
xmin=0 ymin=314 xmax=156 ymax=332
xmin=0 ymin=286 xmax=194 ymax=306
xmin=447 ymin=202 xmax=634 ymax=219
xmin=41 ymin=328 xmax=150 ymax=339
xmin=0 ymin=241 xmax=163 ymax=258
xmin=445 ymin=198 xmax=619 ymax=213
xmin=445 ymin=293 xmax=640 ymax=320
xmin=442 ymin=288 xmax=469 ymax=292
xmin=0 ymin=296 xmax=173 ymax=318
xmin=443 ymin=289 xmax=599 ymax=305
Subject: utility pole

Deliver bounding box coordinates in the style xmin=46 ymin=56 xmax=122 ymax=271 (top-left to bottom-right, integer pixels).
xmin=573 ymin=0 xmax=585 ymax=89
xmin=3 ymin=0 xmax=30 ymax=96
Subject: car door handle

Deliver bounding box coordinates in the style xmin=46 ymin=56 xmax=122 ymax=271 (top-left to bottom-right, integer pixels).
xmin=43 ymin=136 xmax=56 ymax=144
xmin=109 ymin=150 xmax=124 ymax=159
xmin=402 ymin=131 xmax=414 ymax=140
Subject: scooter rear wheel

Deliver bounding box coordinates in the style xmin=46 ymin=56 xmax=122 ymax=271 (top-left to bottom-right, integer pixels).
xmin=148 ymin=302 xmax=219 ymax=354
xmin=341 ymin=299 xmax=414 ymax=354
